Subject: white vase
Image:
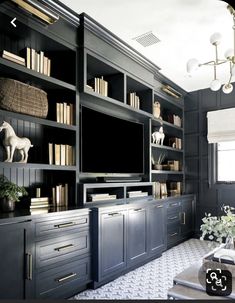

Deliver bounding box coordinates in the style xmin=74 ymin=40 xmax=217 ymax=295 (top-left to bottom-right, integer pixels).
xmin=225 ymin=235 xmax=235 ymax=249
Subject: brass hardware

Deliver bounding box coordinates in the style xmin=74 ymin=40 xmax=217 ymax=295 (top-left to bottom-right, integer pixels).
xmin=54 ymin=222 xmax=76 ymax=228
xmin=108 ymin=212 xmax=120 ymax=216
xmin=133 ymin=208 xmax=143 ymax=212
xmin=56 ymin=272 xmax=77 ymax=283
xmin=11 ymin=0 xmax=59 ymax=24
xmin=170 ymin=232 xmax=178 ymax=237
xmin=156 ymin=205 xmax=163 ymax=208
xmin=168 ymin=216 xmax=178 ymax=220
xmin=54 ymin=244 xmax=74 ymax=252
xmin=26 ymin=253 xmax=33 ymax=280
xmin=182 ymin=212 xmax=186 ymax=225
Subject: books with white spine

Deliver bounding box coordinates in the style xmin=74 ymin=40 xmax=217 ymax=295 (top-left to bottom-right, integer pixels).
xmin=128 ymin=191 xmax=148 ymax=198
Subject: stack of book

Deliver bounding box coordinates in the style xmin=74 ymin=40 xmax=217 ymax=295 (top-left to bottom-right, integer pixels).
xmin=167 ymin=182 xmax=182 ymax=196
xmin=167 ymin=160 xmax=180 ymax=171
xmin=169 ymin=137 xmax=182 ymax=149
xmin=20 ymin=47 xmax=51 ymax=76
xmin=1 ymin=50 xmax=25 ymax=66
xmin=88 ymin=193 xmax=117 ymax=202
xmin=56 ymin=102 xmax=74 ymax=125
xmin=52 ymin=183 xmax=69 ymax=207
xmin=161 ymin=85 xmax=182 ymax=99
xmin=128 ymin=92 xmax=140 ymax=109
xmin=167 ymin=114 xmax=182 ymax=127
xmin=30 ymin=197 xmax=50 ymax=214
xmin=88 ymin=76 xmax=108 ymax=97
xmin=48 ymin=143 xmax=75 ymax=166
xmin=127 ymin=191 xmax=148 ymax=198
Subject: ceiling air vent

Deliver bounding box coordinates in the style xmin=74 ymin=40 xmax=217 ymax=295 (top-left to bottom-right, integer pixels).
xmin=132 ymin=31 xmax=160 ymax=47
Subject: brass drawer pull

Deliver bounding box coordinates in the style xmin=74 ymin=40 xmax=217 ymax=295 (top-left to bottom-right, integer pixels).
xmin=54 ymin=222 xmax=77 ymax=228
xmin=56 ymin=272 xmax=77 ymax=283
xmin=108 ymin=212 xmax=120 ymax=216
xmin=181 ymin=212 xmax=186 ymax=225
xmin=170 ymin=232 xmax=178 ymax=237
xmin=54 ymin=244 xmax=74 ymax=252
xmin=168 ymin=215 xmax=178 ymax=220
xmin=133 ymin=208 xmax=143 ymax=212
xmin=26 ymin=253 xmax=33 ymax=280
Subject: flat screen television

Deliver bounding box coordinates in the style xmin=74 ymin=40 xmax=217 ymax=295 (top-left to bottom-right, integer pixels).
xmin=81 ymin=106 xmax=144 ymax=175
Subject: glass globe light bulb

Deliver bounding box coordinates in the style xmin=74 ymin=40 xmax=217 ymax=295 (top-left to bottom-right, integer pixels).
xmin=224 ymin=48 xmax=234 ymax=59
xmin=222 ymin=83 xmax=233 ymax=94
xmin=210 ymin=79 xmax=221 ymax=91
xmin=210 ymin=32 xmax=222 ymax=45
xmin=186 ymin=58 xmax=199 ymax=74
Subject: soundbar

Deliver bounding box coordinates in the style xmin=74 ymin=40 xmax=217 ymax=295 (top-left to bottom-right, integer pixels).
xmin=98 ymin=177 xmax=142 ymax=183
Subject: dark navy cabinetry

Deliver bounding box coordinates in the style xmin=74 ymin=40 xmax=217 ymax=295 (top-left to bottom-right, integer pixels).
xmin=0 ymin=219 xmax=34 ymax=299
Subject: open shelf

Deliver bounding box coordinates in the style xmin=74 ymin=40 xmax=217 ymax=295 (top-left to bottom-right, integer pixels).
xmin=151 ymin=143 xmax=183 ymax=153
xmin=0 ymin=162 xmax=76 ymax=171
xmin=0 ymin=109 xmax=77 ymax=131
xmin=152 ymin=117 xmax=183 ymax=131
xmin=154 ymin=90 xmax=183 ymax=111
xmin=0 ymin=58 xmax=76 ymax=91
xmin=151 ymin=170 xmax=184 ymax=175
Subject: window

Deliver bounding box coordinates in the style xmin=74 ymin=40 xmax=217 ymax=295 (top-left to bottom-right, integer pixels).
xmin=217 ymin=141 xmax=235 ymax=182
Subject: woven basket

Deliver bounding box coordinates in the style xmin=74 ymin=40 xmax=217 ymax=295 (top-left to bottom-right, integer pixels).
xmin=0 ymin=78 xmax=48 ymax=118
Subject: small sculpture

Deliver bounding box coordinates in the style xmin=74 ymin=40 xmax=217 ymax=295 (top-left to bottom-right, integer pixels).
xmin=152 ymin=126 xmax=165 ymax=145
xmin=153 ymin=101 xmax=161 ymax=119
xmin=0 ymin=121 xmax=33 ymax=163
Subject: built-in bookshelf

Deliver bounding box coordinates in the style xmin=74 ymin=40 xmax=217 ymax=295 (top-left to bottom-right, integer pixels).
xmin=151 ymin=88 xmax=184 ymax=199
xmin=0 ymin=5 xmax=78 ymax=208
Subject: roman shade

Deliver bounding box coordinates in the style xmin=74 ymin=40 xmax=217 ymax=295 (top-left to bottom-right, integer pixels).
xmin=207 ymin=107 xmax=235 ymax=143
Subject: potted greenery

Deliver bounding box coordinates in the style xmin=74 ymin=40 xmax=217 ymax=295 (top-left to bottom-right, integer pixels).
xmin=0 ymin=175 xmax=28 ymax=212
xmin=200 ymin=205 xmax=235 ymax=249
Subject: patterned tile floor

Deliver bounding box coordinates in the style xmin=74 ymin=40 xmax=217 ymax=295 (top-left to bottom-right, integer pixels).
xmin=73 ymin=239 xmax=211 ymax=300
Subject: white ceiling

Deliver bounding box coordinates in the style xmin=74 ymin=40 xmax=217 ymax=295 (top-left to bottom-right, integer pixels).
xmin=61 ymin=0 xmax=232 ymax=92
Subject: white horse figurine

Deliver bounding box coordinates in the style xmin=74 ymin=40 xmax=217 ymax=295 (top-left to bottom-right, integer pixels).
xmin=152 ymin=126 xmax=165 ymax=145
xmin=0 ymin=121 xmax=33 ymax=163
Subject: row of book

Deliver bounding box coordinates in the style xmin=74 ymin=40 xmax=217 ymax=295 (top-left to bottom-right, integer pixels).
xmin=127 ymin=191 xmax=148 ymax=198
xmin=88 ymin=193 xmax=117 ymax=202
xmin=56 ymin=102 xmax=74 ymax=125
xmin=52 ymin=183 xmax=69 ymax=207
xmin=22 ymin=47 xmax=51 ymax=76
xmin=48 ymin=143 xmax=75 ymax=166
xmin=1 ymin=48 xmax=51 ymax=76
xmin=153 ymin=181 xmax=182 ymax=199
xmin=128 ymin=92 xmax=140 ymax=109
xmin=87 ymin=76 xmax=108 ymax=97
xmin=169 ymin=137 xmax=182 ymax=149
xmin=167 ymin=114 xmax=182 ymax=127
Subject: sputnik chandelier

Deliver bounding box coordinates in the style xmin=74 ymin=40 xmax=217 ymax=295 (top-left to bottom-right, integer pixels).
xmin=187 ymin=5 xmax=235 ymax=94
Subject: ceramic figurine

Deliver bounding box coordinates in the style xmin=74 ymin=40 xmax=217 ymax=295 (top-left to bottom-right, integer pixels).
xmin=152 ymin=126 xmax=165 ymax=145
xmin=153 ymin=101 xmax=161 ymax=119
xmin=0 ymin=121 xmax=33 ymax=163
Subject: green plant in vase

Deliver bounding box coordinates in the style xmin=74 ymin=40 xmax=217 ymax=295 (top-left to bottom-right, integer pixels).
xmin=200 ymin=205 xmax=235 ymax=249
xmin=0 ymin=175 xmax=28 ymax=212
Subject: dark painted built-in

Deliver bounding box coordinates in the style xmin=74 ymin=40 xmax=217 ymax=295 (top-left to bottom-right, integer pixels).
xmin=0 ymin=0 xmax=196 ymax=299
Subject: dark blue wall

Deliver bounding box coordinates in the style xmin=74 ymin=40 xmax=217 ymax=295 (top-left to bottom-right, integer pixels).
xmin=184 ymin=86 xmax=235 ymax=233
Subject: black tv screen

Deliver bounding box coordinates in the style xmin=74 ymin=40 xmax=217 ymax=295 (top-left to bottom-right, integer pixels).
xmin=81 ymin=106 xmax=144 ymax=175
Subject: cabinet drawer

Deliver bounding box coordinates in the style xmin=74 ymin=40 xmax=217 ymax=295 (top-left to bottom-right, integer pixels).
xmin=36 ymin=256 xmax=91 ymax=299
xmin=35 ymin=214 xmax=89 ymax=238
xmin=167 ymin=212 xmax=180 ymax=225
xmin=36 ymin=231 xmax=90 ymax=268
xmin=167 ymin=203 xmax=181 ymax=216
xmin=167 ymin=224 xmax=180 ymax=244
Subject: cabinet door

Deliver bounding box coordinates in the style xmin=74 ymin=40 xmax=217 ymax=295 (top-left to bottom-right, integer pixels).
xmin=100 ymin=210 xmax=126 ymax=279
xmin=0 ymin=221 xmax=33 ymax=299
xmin=148 ymin=203 xmax=166 ymax=256
xmin=127 ymin=207 xmax=148 ymax=267
xmin=180 ymin=199 xmax=194 ymax=236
